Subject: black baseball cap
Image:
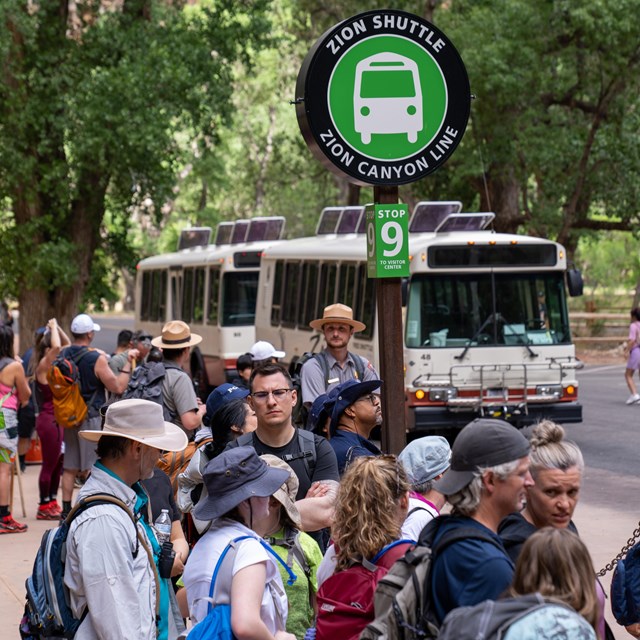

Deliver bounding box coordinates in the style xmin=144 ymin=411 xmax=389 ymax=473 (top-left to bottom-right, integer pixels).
xmin=433 ymin=419 xmax=530 ymax=496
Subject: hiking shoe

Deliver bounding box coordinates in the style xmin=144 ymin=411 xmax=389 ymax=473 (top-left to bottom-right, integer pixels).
xmin=37 ymin=503 xmax=61 ymax=520
xmin=626 ymin=394 xmax=640 ymax=405
xmin=0 ymin=514 xmax=28 ymax=533
xmin=47 ymin=499 xmax=62 ymax=516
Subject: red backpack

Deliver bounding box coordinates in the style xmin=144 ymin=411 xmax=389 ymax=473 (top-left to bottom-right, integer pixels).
xmin=316 ymin=540 xmax=414 ymax=640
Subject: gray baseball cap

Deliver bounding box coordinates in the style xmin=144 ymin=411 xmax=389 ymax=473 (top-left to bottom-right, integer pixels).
xmin=433 ymin=419 xmax=530 ymax=496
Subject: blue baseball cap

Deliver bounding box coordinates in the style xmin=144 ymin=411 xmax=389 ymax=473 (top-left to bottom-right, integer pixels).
xmin=306 ymin=393 xmax=334 ymax=434
xmin=204 ymin=383 xmax=249 ymax=426
xmin=329 ymin=378 xmax=382 ymax=435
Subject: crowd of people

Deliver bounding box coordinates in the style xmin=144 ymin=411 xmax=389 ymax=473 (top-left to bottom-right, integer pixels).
xmin=0 ymin=303 xmax=633 ymax=639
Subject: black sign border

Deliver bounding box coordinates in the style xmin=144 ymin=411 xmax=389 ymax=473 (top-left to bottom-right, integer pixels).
xmin=296 ymin=10 xmax=471 ymax=186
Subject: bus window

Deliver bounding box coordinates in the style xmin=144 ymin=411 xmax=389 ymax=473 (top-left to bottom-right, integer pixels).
xmin=170 ymin=272 xmax=182 ymax=320
xmin=282 ymin=262 xmax=301 ymax=328
xmin=193 ymin=267 xmax=205 ymax=324
xmin=140 ymin=271 xmax=151 ymax=322
xmin=208 ymin=267 xmax=220 ymax=325
xmin=221 ymin=272 xmax=259 ymax=326
xmin=360 ymin=272 xmax=376 ymax=340
xmin=271 ymin=261 xmax=284 ymax=326
xmin=338 ymin=263 xmax=357 ymax=309
xmin=318 ymin=263 xmax=337 ymax=317
xmin=299 ymin=262 xmax=318 ymax=330
xmin=182 ymin=268 xmax=194 ymax=323
xmin=150 ymin=271 xmax=160 ymax=321
xmin=157 ymin=271 xmax=167 ymax=322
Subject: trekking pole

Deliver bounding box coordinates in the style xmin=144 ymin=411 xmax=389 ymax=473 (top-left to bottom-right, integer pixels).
xmin=13 ymin=454 xmax=27 ymax=517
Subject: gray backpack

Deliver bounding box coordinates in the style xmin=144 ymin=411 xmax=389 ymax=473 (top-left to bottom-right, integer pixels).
xmin=437 ymin=594 xmax=593 ymax=640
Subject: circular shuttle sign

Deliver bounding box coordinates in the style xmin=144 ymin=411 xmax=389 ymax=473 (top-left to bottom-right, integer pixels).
xmin=296 ymin=10 xmax=470 ymax=186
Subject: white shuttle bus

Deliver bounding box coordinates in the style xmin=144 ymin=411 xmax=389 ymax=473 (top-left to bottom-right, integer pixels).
xmin=254 ymin=203 xmax=583 ymax=436
xmin=135 ymin=217 xmax=286 ymax=392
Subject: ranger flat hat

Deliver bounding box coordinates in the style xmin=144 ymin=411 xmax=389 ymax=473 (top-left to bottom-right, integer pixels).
xmin=309 ymin=303 xmax=366 ymax=333
xmin=151 ymin=320 xmax=202 ymax=349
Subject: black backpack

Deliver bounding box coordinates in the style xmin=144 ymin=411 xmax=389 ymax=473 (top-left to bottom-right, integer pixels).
xmin=291 ymin=351 xmax=367 ymax=427
xmin=361 ymin=516 xmax=504 ymax=640
xmin=122 ymin=361 xmax=180 ymax=422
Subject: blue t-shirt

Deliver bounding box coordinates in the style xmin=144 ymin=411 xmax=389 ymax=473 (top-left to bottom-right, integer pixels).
xmin=431 ymin=515 xmax=514 ymax=623
xmin=329 ymin=429 xmax=381 ymax=474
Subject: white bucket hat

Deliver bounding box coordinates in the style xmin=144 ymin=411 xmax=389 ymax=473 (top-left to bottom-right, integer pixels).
xmin=79 ymin=399 xmax=188 ymax=452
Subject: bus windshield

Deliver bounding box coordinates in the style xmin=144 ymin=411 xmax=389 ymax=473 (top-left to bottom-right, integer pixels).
xmin=360 ymin=70 xmax=416 ymax=98
xmin=221 ymin=272 xmax=259 ymax=327
xmin=405 ymin=272 xmax=572 ymax=348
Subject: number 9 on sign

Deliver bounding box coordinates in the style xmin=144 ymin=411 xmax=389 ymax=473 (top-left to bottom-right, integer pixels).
xmin=382 ymin=221 xmax=403 ymax=257
xmin=367 ymin=220 xmax=375 ymax=258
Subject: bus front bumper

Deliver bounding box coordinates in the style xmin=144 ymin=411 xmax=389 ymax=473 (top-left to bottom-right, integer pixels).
xmin=409 ymin=401 xmax=582 ymax=436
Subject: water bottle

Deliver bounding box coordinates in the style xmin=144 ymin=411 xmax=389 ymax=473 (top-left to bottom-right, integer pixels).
xmin=154 ymin=509 xmax=172 ymax=545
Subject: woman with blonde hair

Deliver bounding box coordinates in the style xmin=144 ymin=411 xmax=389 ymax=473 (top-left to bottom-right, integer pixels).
xmin=315 ymin=455 xmax=412 ymax=640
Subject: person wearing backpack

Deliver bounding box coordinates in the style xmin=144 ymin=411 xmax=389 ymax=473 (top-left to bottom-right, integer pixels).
xmin=260 ymin=455 xmax=324 ymax=640
xmin=177 ymin=383 xmax=255 ymax=536
xmin=64 ymin=398 xmax=188 ymax=639
xmin=181 ymin=447 xmax=297 ymax=640
xmin=30 ymin=318 xmax=70 ymax=520
xmin=300 ymin=303 xmax=379 ymax=407
xmin=426 ymin=418 xmax=533 ymax=624
xmin=59 ymin=313 xmax=137 ymax=520
xmin=151 ymin=321 xmax=206 ymax=434
xmin=315 ymin=455 xmax=414 ymax=640
xmin=438 ymin=527 xmax=600 ymax=639
xmin=0 ymin=323 xmax=31 ymax=533
xmin=227 ymin=363 xmax=340 ymax=544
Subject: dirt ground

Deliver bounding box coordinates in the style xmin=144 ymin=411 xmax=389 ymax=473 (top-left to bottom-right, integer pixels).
xmin=576 ymin=345 xmax=625 ymax=366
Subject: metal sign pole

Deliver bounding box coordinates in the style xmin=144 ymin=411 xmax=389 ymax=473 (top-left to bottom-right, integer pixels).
xmin=374 ymin=185 xmax=406 ymax=455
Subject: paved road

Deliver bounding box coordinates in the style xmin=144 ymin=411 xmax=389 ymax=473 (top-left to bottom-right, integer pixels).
xmin=1 ymin=353 xmax=638 ymax=638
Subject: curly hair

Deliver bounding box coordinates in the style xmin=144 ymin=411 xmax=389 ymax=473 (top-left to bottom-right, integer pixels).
xmin=332 ymin=455 xmax=410 ymax=572
xmin=510 ymin=527 xmax=599 ymax=635
xmin=529 ymin=420 xmax=584 ymax=479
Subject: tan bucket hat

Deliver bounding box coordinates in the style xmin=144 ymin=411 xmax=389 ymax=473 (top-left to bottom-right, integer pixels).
xmin=260 ymin=454 xmax=302 ymax=528
xmin=309 ymin=303 xmax=366 ymax=333
xmin=79 ymin=399 xmax=188 ymax=452
xmin=151 ymin=320 xmax=202 ymax=349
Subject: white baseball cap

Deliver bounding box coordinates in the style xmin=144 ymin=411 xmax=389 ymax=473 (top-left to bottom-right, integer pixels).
xmin=70 ymin=313 xmax=101 ymax=334
xmin=250 ymin=340 xmax=285 ymax=361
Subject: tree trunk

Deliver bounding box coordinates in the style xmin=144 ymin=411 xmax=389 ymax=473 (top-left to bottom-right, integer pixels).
xmin=479 ymin=165 xmax=522 ymax=233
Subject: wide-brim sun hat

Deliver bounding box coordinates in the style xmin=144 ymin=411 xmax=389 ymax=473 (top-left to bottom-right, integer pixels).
xmin=193 ymin=446 xmax=290 ymax=522
xmin=433 ymin=418 xmax=530 ymax=496
xmin=250 ymin=340 xmax=285 ymax=361
xmin=151 ymin=320 xmax=202 ymax=349
xmin=329 ymin=378 xmax=382 ymax=435
xmin=309 ymin=303 xmax=366 ymax=333
xmin=79 ymin=398 xmax=188 ymax=452
xmin=260 ymin=454 xmax=302 ymax=528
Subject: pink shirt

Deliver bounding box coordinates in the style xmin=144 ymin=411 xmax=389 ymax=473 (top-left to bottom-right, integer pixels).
xmin=0 ymin=381 xmax=19 ymax=411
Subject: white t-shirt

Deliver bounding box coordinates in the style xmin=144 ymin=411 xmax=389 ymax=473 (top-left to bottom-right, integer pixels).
xmin=316 ymin=544 xmax=338 ymax=588
xmin=183 ymin=519 xmax=287 ymax=631
xmin=400 ymin=496 xmax=439 ymax=541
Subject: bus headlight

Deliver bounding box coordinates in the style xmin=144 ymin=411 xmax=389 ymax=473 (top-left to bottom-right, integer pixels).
xmin=536 ymin=384 xmax=562 ymax=399
xmin=428 ymin=387 xmax=458 ymax=402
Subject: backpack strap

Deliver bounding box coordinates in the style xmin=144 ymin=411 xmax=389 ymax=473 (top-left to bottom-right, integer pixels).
xmin=66 ymin=347 xmax=100 ymax=410
xmin=0 ymin=356 xmax=14 ymax=373
xmin=286 ymin=428 xmax=317 ymax=481
xmin=313 ymin=351 xmax=332 ymax=386
xmin=407 ymin=506 xmax=429 ymax=518
xmin=67 ymin=493 xmax=161 ymax=620
xmin=362 ymin=539 xmax=415 ymax=571
xmin=350 ymin=352 xmax=366 ymax=381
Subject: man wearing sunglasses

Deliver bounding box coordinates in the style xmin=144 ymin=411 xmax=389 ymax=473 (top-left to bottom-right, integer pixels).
xmin=228 ymin=362 xmax=339 ymax=549
xmin=326 ymin=378 xmax=383 ymax=475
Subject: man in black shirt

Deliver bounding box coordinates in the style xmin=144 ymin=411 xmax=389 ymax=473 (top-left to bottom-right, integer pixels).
xmin=228 ymin=362 xmax=339 ymax=535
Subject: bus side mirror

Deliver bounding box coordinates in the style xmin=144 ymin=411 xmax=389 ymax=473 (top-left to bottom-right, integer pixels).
xmin=566 ymin=269 xmax=584 ymax=297
xmin=401 ymin=277 xmax=409 ymax=307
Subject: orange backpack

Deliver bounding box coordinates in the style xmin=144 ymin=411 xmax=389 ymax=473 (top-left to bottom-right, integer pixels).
xmin=47 ymin=348 xmax=94 ymax=429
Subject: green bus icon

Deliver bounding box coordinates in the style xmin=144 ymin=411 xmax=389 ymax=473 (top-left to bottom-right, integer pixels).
xmin=354 ymin=53 xmax=423 ymax=145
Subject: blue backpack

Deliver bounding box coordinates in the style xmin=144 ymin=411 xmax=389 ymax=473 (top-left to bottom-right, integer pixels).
xmin=611 ymin=538 xmax=640 ymax=626
xmin=186 ymin=535 xmax=297 ymax=640
xmin=19 ymin=494 xmax=147 ymax=639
